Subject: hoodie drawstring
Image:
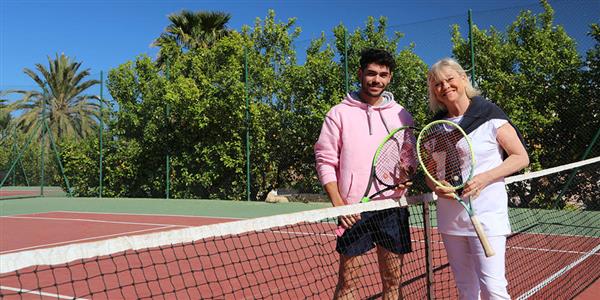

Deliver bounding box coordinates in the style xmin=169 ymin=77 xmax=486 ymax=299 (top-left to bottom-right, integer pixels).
xmin=367 ymin=108 xmax=373 ymax=135
xmin=379 ymin=110 xmax=391 ymax=134
xmin=366 ymin=107 xmax=392 ymax=136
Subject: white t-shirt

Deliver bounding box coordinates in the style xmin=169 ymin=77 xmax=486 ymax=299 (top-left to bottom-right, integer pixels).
xmin=436 ymin=116 xmax=511 ymax=237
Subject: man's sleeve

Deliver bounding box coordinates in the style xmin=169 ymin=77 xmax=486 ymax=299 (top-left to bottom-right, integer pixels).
xmin=314 ymin=115 xmax=341 ymax=186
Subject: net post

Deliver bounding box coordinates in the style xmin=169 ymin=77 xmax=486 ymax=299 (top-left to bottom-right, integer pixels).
xmin=99 ymin=70 xmax=104 ymax=198
xmin=343 ymin=28 xmax=349 ymax=94
xmin=422 ymin=195 xmax=434 ymax=300
xmin=165 ymin=59 xmax=171 ymax=199
xmin=244 ymin=46 xmax=251 ymax=201
xmin=468 ymin=9 xmax=476 ymax=85
xmin=40 ymin=84 xmax=47 ymax=197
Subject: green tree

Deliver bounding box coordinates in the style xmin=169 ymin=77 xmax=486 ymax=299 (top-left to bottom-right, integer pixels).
xmin=105 ymin=56 xmax=169 ymax=197
xmin=6 ymin=54 xmax=101 ymax=141
xmin=580 ymin=24 xmax=600 ymax=210
xmin=0 ymin=96 xmax=11 ymax=138
xmin=69 ymin=12 xmax=433 ymax=200
xmin=275 ymin=35 xmax=345 ymax=194
xmin=154 ymin=10 xmax=231 ymax=67
xmin=451 ymin=0 xmax=596 ymax=208
xmin=583 ymin=23 xmax=600 ymax=155
xmin=452 ymin=0 xmax=584 ymax=168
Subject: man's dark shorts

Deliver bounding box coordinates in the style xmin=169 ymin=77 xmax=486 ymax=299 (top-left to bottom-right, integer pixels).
xmin=336 ymin=207 xmax=412 ymax=256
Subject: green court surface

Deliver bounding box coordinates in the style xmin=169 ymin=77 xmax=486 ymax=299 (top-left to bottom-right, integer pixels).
xmin=0 ymin=197 xmax=332 ymax=219
xmin=2 ymin=197 xmax=598 ymax=238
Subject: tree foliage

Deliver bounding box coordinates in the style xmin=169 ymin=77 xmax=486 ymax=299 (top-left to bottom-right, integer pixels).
xmin=451 ymin=0 xmax=598 ymax=208
xmin=452 ymin=0 xmax=594 ymax=168
xmin=0 ymin=96 xmax=11 ymax=138
xmin=59 ymin=11 xmax=428 ymax=200
xmin=153 ymin=10 xmax=231 ymax=67
xmin=4 ymin=54 xmax=102 ymax=142
xmin=50 ymin=4 xmax=597 ymax=208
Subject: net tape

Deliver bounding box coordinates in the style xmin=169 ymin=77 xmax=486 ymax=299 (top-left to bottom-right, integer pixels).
xmin=0 ymin=195 xmax=432 ymax=274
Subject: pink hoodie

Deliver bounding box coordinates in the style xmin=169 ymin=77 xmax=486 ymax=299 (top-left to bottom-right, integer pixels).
xmin=314 ymin=91 xmax=414 ymax=205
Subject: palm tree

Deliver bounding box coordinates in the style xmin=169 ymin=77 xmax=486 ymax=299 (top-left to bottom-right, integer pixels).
xmin=7 ymin=53 xmax=101 ymax=141
xmin=153 ymin=10 xmax=231 ymax=65
xmin=0 ymin=96 xmax=11 ymax=140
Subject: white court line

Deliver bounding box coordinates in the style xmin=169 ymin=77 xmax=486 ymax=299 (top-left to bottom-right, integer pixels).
xmin=0 ymin=285 xmax=88 ymax=300
xmin=52 ymin=210 xmax=244 ymax=220
xmin=516 ymin=243 xmax=600 ymax=300
xmin=2 ymin=215 xmax=193 ymax=227
xmin=1 ymin=225 xmax=182 ymax=254
xmin=508 ymin=245 xmax=600 ymax=256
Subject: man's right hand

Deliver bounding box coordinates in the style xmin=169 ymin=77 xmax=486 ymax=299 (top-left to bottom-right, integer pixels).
xmin=433 ymin=181 xmax=457 ymax=199
xmin=338 ymin=214 xmax=361 ymax=229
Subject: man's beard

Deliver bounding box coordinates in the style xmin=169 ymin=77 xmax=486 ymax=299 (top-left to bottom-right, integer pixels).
xmin=362 ymin=85 xmax=385 ymax=98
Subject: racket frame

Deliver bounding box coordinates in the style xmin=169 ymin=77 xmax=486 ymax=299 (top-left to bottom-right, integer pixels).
xmin=360 ymin=126 xmax=417 ymax=203
xmin=416 ymin=120 xmax=495 ymax=257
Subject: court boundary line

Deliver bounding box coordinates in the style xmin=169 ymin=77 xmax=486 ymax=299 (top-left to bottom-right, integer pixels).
xmin=507 ymin=245 xmax=600 ymax=256
xmin=0 ymin=285 xmax=87 ymax=300
xmin=2 ymin=210 xmax=244 ymax=220
xmin=515 ymin=243 xmax=600 ymax=300
xmin=1 ymin=225 xmax=182 ymax=255
xmin=0 ymin=211 xmax=241 ymax=254
xmin=53 ymin=210 xmax=245 ymax=220
xmin=2 ymin=215 xmax=198 ymax=227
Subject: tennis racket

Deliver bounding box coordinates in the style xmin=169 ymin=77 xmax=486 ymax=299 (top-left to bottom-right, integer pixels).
xmin=416 ymin=120 xmax=495 ymax=257
xmin=360 ymin=126 xmax=418 ymax=203
xmin=335 ymin=126 xmax=417 ymax=237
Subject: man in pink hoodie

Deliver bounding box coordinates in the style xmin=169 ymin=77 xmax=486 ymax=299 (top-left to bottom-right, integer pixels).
xmin=315 ymin=48 xmax=414 ymax=299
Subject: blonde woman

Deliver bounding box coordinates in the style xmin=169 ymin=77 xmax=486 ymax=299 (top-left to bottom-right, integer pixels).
xmin=426 ymin=58 xmax=529 ymax=300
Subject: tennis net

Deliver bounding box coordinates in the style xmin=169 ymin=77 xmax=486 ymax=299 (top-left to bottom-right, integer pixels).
xmin=0 ymin=195 xmax=434 ymax=299
xmin=0 ymin=157 xmax=598 ymax=299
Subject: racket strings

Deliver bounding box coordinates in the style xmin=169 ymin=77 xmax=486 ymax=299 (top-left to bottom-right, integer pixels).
xmin=374 ymin=129 xmax=418 ymax=186
xmin=419 ymin=124 xmax=472 ymax=188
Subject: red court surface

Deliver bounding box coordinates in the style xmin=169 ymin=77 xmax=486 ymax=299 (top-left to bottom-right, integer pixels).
xmin=0 ymin=191 xmax=40 ymax=198
xmin=0 ymin=211 xmax=598 ymax=299
xmin=575 ymin=279 xmax=600 ymax=300
xmin=0 ymin=211 xmax=239 ymax=254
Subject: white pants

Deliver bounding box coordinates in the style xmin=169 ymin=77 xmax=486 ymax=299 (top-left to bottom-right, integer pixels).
xmin=441 ymin=234 xmax=510 ymax=300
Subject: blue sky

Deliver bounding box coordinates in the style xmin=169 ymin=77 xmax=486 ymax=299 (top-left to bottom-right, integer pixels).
xmin=1 ymin=0 xmax=598 ymax=95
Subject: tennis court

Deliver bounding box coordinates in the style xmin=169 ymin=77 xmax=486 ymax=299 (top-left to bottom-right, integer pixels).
xmin=0 ymin=186 xmax=67 ymax=200
xmin=0 ymin=172 xmax=598 ymax=299
xmin=1 ymin=2 xmax=598 ymax=298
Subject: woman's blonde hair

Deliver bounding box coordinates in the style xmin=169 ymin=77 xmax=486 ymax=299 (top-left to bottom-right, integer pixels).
xmin=427 ymin=58 xmax=481 ymax=113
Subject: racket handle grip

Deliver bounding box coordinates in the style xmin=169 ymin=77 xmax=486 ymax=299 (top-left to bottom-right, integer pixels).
xmin=470 ymin=216 xmax=496 ymax=257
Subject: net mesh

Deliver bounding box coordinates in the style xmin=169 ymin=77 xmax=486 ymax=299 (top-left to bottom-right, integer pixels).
xmin=0 ymin=198 xmax=433 ymax=299
xmin=0 ymin=158 xmax=598 ymax=299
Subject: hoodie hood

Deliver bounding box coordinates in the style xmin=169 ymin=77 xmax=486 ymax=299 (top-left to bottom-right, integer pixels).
xmin=342 ymin=91 xmax=397 ymax=135
xmin=343 ymin=91 xmax=397 ymax=109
